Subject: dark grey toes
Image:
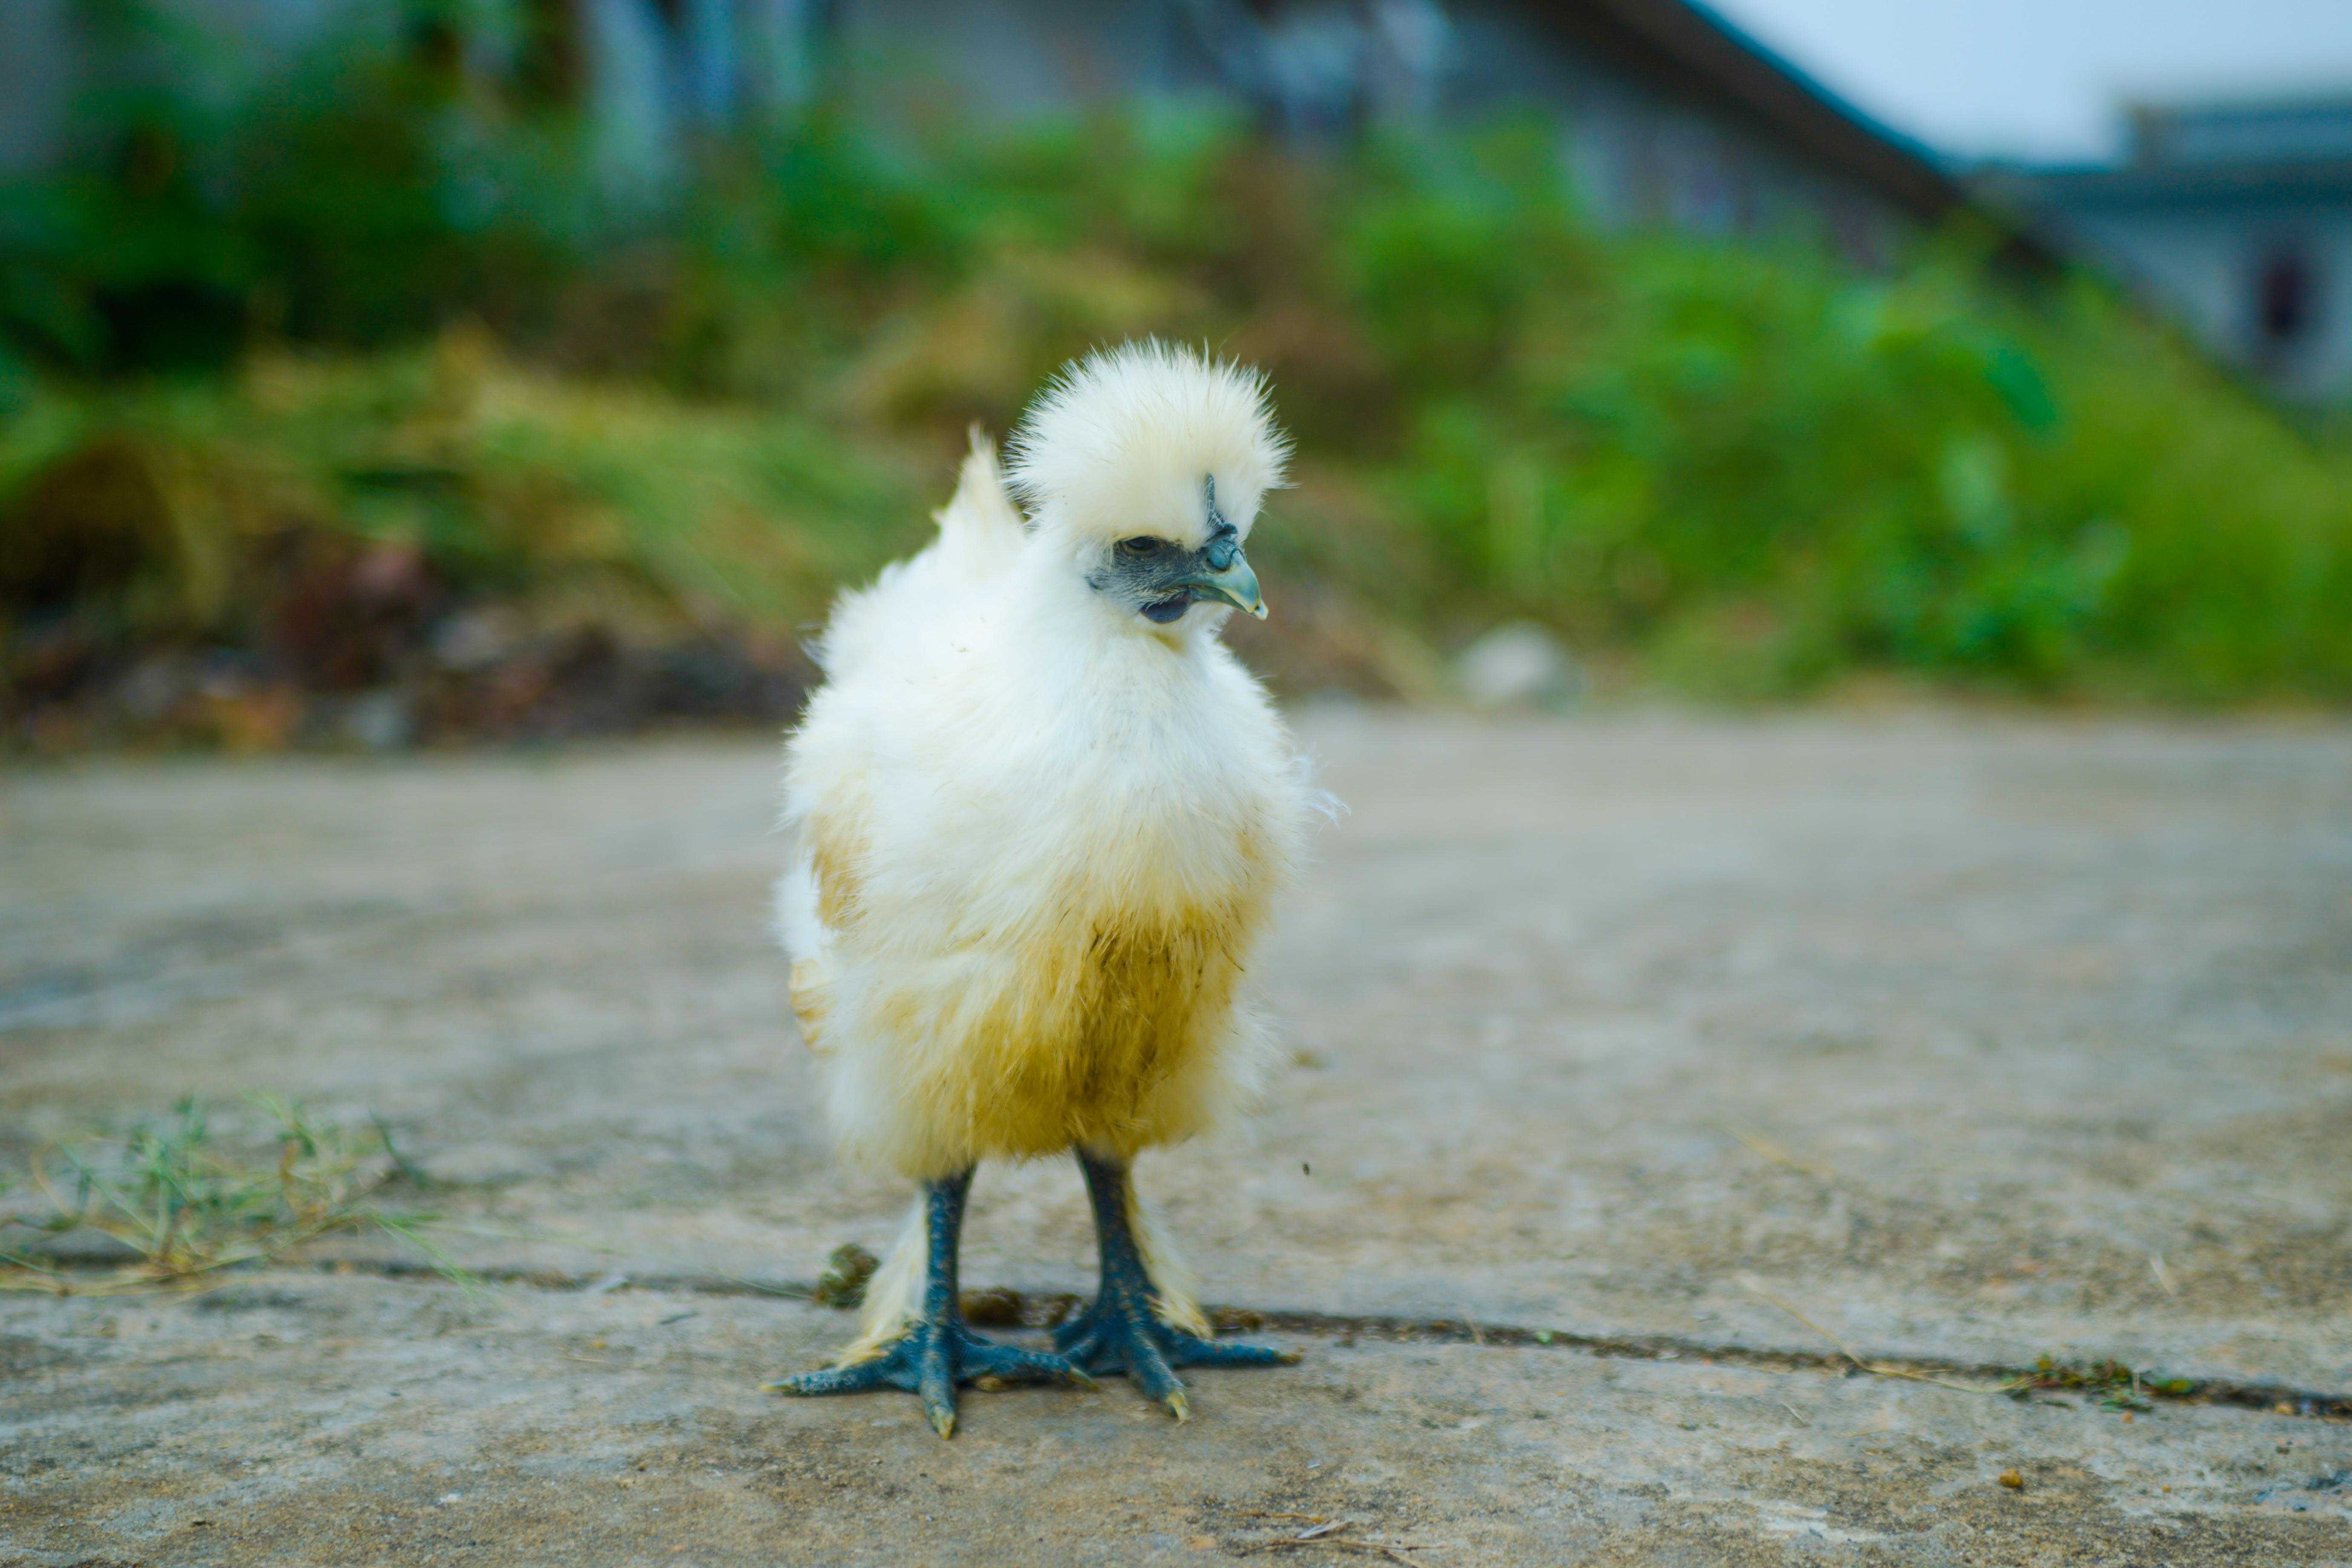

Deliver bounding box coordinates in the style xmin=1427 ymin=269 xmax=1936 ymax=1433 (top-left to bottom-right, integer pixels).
xmin=767 ymin=1358 xmax=920 ymax=1397
xmin=764 ymin=1319 xmax=1090 ymax=1437
xmin=1058 ymin=1298 xmax=1295 ymax=1418
xmin=1172 ymin=1337 xmax=1301 ymax=1367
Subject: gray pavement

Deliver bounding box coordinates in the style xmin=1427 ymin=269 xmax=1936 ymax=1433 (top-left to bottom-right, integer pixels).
xmin=3 ymin=709 xmax=2349 ymax=1565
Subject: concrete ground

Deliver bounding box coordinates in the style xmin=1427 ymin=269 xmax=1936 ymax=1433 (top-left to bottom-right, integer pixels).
xmin=2 ymin=708 xmax=2348 ymax=1566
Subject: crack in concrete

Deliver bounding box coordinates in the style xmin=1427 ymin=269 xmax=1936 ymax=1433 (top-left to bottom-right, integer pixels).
xmin=274 ymin=1255 xmax=2352 ymax=1422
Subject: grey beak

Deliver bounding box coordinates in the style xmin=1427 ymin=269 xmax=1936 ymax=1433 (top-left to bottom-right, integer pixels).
xmin=1177 ymin=552 xmax=1265 ymax=618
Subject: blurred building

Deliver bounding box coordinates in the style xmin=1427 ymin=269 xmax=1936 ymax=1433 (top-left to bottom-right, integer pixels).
xmin=821 ymin=0 xmax=1984 ymax=264
xmin=1992 ymin=97 xmax=2352 ymax=403
xmin=0 ymin=0 xmax=1984 ymax=264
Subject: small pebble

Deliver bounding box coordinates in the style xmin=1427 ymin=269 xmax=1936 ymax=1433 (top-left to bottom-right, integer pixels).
xmin=1998 ymin=1468 xmax=2024 ymax=1490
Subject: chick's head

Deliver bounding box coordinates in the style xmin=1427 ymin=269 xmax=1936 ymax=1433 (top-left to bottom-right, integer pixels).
xmin=1007 ymin=340 xmax=1290 ymax=633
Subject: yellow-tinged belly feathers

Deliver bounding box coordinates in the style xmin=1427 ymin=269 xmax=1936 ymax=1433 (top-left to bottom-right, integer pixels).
xmin=793 ymin=814 xmax=1277 ymax=1166
xmin=938 ymin=896 xmax=1255 ymax=1156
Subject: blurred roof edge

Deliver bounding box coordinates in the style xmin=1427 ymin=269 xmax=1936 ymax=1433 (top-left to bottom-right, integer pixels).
xmin=1548 ymin=0 xmax=1973 ymax=225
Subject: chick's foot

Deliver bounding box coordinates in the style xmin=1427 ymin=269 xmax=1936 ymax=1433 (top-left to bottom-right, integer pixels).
xmin=762 ymin=1165 xmax=1089 ymax=1438
xmin=1053 ymin=1291 xmax=1297 ymax=1421
xmin=768 ymin=1317 xmax=1090 ymax=1438
xmin=1063 ymin=1148 xmax=1299 ymax=1421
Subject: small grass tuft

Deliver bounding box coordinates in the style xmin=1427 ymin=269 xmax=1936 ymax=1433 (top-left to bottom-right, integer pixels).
xmin=0 ymin=1095 xmax=467 ymax=1296
xmin=2018 ymin=1355 xmax=2191 ymax=1412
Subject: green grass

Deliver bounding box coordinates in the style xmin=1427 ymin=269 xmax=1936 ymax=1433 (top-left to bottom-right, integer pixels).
xmin=5 ymin=55 xmax=2351 ymax=711
xmin=2 ymin=333 xmax=921 ymax=634
xmin=0 ymin=1096 xmax=464 ymax=1296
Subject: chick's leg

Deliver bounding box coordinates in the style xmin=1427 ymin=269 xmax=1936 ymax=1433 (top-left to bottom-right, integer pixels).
xmin=766 ymin=1167 xmax=1091 ymax=1437
xmin=1055 ymin=1149 xmax=1298 ymax=1421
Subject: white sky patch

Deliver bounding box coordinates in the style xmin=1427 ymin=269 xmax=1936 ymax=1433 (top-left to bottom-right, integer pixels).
xmin=1701 ymin=0 xmax=2352 ymax=164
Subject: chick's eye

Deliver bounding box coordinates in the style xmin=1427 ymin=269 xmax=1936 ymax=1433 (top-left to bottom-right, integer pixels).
xmin=1117 ymin=536 xmax=1164 ymax=556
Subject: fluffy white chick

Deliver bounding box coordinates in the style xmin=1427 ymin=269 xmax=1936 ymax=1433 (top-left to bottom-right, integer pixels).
xmin=767 ymin=341 xmax=1314 ymax=1436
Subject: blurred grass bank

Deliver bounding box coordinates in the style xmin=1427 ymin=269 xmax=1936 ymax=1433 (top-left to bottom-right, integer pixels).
xmin=6 ymin=72 xmax=2352 ymax=749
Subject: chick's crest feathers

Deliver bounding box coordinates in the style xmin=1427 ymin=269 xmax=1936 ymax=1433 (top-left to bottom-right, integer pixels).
xmin=1007 ymin=340 xmax=1289 ymax=549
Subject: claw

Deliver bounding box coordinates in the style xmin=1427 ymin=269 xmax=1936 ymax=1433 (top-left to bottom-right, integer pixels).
xmin=1165 ymin=1389 xmax=1190 ymax=1424
xmin=928 ymin=1401 xmax=956 ymax=1439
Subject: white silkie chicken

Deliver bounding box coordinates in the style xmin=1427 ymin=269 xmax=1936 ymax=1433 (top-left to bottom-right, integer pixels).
xmin=766 ymin=341 xmax=1315 ymax=1436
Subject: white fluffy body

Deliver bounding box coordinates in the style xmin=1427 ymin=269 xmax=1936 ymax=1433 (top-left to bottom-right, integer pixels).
xmin=775 ymin=342 xmax=1311 ymax=1357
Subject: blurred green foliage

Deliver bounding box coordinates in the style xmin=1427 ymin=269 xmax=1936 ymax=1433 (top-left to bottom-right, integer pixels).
xmin=5 ymin=19 xmax=2351 ymax=708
